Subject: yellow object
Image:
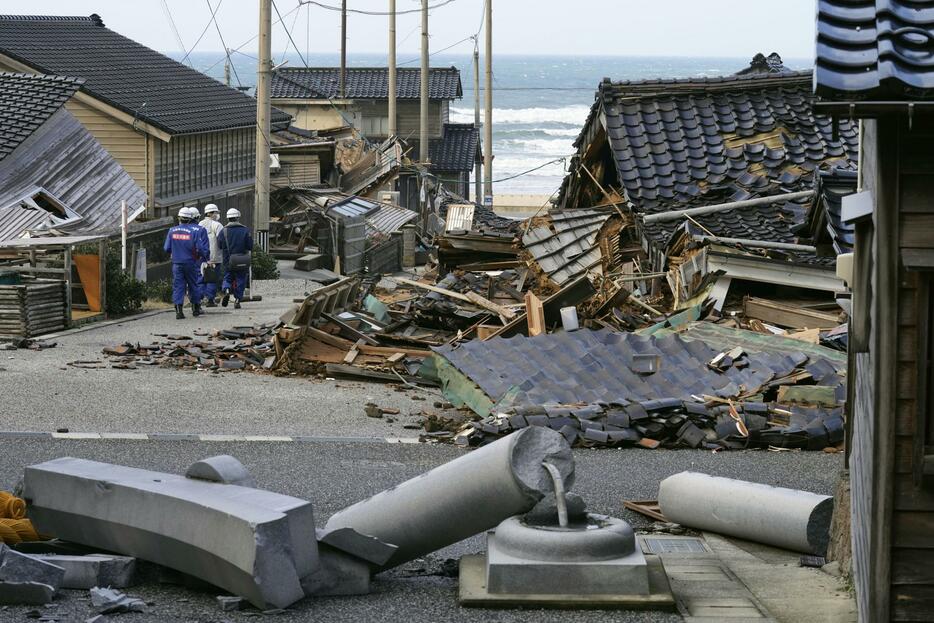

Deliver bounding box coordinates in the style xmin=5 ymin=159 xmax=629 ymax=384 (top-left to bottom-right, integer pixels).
xmin=0 ymin=522 xmax=21 ymax=544
xmin=0 ymin=491 xmax=25 ymax=519
xmin=3 ymin=519 xmax=39 ymax=541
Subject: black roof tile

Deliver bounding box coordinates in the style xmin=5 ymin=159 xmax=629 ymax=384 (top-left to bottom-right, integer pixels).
xmin=815 ymin=0 xmax=934 ymax=100
xmin=0 ymin=14 xmax=288 ymax=135
xmin=427 ymin=123 xmax=480 ymax=172
xmin=271 ymin=67 xmax=462 ymax=100
xmin=0 ymin=71 xmax=82 ymax=161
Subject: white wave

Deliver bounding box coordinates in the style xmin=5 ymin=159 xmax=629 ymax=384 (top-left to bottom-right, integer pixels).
xmin=450 ymin=105 xmax=591 ymax=126
xmin=542 ymin=128 xmax=581 ymax=137
xmin=500 ymin=137 xmax=574 ymax=157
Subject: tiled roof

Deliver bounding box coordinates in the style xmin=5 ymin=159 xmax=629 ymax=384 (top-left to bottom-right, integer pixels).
xmin=271 ymin=67 xmax=462 ymax=100
xmin=428 ymin=123 xmax=479 ymax=172
xmin=433 ymin=329 xmax=813 ymax=408
xmin=522 ymin=209 xmax=611 ymax=285
xmin=0 ymin=72 xmax=82 ymax=161
xmin=815 ymin=0 xmax=934 ymax=99
xmin=735 ymin=52 xmax=789 ymax=76
xmin=0 ymin=14 xmax=290 ymax=135
xmin=800 ymin=168 xmax=857 ymax=255
xmin=596 ymin=71 xmax=858 ymax=209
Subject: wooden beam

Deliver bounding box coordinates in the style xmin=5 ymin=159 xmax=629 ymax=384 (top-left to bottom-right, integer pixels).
xmin=343 ymin=338 xmax=366 ymax=364
xmin=394 ymin=276 xmax=515 ymax=320
xmin=743 ymin=296 xmax=842 ymax=330
xmin=524 ymin=291 xmax=545 ymax=336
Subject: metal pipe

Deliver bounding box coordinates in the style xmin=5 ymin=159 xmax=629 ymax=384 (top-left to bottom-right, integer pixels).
xmin=419 ymin=0 xmax=428 ymax=161
xmin=691 ymin=235 xmax=818 ymax=253
xmin=483 ymin=0 xmax=493 ymax=204
xmin=387 ymin=0 xmax=396 ymax=138
xmin=541 ymin=462 xmax=568 ymax=528
xmin=658 ymin=471 xmax=834 ymax=555
xmin=473 ymin=46 xmax=482 ymax=202
xmin=641 ymin=190 xmax=816 ymax=224
xmin=325 ymin=427 xmax=575 ymax=570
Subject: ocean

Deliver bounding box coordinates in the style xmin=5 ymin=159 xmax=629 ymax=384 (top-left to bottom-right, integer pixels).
xmin=183 ymin=52 xmax=811 ymax=195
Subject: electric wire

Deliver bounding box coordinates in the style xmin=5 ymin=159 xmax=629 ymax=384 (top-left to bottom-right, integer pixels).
xmin=161 ymin=0 xmax=188 ymax=62
xmin=179 ymin=0 xmax=223 ymax=65
xmin=202 ymin=2 xmax=303 ymax=73
xmin=206 ymin=0 xmax=243 ymax=88
xmin=298 ymin=0 xmax=457 ymax=16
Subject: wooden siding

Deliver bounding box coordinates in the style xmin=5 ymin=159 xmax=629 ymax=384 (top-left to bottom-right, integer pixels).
xmin=890 ymin=118 xmax=934 ymax=623
xmin=154 ymin=128 xmax=254 ymax=205
xmin=64 ymin=98 xmax=149 ymax=194
xmin=271 ymin=153 xmax=320 ymax=189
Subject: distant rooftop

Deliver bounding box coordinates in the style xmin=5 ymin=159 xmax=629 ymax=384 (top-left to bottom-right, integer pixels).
xmin=0 ymin=14 xmax=290 ymax=135
xmin=271 ymin=67 xmax=463 ymax=100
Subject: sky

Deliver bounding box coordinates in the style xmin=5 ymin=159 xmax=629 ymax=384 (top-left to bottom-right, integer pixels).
xmin=5 ymin=1 xmax=818 ymax=59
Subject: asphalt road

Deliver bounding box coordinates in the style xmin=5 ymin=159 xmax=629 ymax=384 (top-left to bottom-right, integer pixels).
xmin=0 ymin=438 xmax=843 ymax=623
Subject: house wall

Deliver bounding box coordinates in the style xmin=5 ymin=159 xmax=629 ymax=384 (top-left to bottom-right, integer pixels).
xmin=64 ymin=98 xmax=151 ymax=198
xmin=275 ymin=99 xmax=446 ymax=139
xmin=271 ymin=152 xmax=320 ymax=189
xmin=153 ymin=128 xmax=255 ymax=209
xmin=889 ymin=116 xmax=934 ymax=623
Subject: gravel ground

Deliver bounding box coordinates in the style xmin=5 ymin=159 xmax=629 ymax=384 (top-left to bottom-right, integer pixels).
xmin=0 ymin=438 xmax=843 ymax=623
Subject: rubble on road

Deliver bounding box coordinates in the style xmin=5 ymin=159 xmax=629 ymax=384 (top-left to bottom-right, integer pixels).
xmin=0 ymin=338 xmax=56 ymax=350
xmin=0 ymin=544 xmax=64 ymax=605
xmin=89 ymin=586 xmax=146 ymax=614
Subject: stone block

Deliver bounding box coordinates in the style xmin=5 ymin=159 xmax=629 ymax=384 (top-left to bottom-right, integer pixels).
xmin=0 ymin=581 xmax=55 ymax=605
xmin=301 ymin=544 xmax=371 ymax=597
xmin=0 ymin=545 xmax=64 ymax=590
xmin=23 ymin=457 xmax=318 ymax=610
xmin=31 ymin=554 xmax=136 ymax=589
xmin=185 ymin=455 xmax=255 ymax=487
xmin=294 ymin=254 xmax=327 ymax=272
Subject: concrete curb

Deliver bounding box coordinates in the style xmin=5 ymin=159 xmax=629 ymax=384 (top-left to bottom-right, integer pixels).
xmin=0 ymin=431 xmax=422 ymax=444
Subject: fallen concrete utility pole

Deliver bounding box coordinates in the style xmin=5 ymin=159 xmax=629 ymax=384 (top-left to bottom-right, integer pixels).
xmin=658 ymin=471 xmax=833 ymax=555
xmin=690 ymin=235 xmax=818 ymax=253
xmin=642 ymin=190 xmax=815 ymax=224
xmin=326 ymin=427 xmax=574 ymax=570
xmin=23 ymin=457 xmax=318 ymax=609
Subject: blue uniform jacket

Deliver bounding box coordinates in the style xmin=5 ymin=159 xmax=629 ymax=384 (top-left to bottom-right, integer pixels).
xmin=218 ymin=223 xmax=254 ymax=266
xmin=164 ymin=224 xmax=210 ymax=264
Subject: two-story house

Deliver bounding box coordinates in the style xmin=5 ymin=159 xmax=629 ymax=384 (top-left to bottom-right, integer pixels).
xmin=271 ymin=66 xmax=480 ymax=202
xmin=0 ymin=13 xmax=290 ymax=223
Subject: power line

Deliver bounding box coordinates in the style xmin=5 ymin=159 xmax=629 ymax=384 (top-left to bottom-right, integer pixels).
xmin=397 ymin=34 xmax=474 ymax=66
xmin=279 ymin=4 xmax=302 ymax=65
xmin=298 ymin=0 xmax=457 ymax=16
xmin=203 ymin=2 xmax=303 ymax=73
xmin=180 ymin=0 xmax=224 ymax=65
xmin=205 ymin=0 xmax=243 ymax=88
xmin=161 ymin=0 xmax=188 ymax=62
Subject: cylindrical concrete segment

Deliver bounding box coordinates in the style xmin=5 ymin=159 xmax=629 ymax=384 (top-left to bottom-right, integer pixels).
xmin=658 ymin=471 xmax=834 ymax=555
xmin=325 ymin=427 xmax=575 ymax=570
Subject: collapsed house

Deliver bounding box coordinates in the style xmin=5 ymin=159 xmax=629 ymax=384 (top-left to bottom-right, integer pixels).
xmin=559 ymin=58 xmax=857 ymax=311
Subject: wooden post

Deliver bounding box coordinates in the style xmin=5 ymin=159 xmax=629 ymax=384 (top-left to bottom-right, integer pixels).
xmin=524 ymin=291 xmax=545 ymax=336
xmin=98 ymin=239 xmax=107 ymax=318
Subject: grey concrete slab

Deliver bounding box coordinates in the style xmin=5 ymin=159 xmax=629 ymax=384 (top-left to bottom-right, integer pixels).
xmin=0 ymin=545 xmax=64 ymax=590
xmin=30 ymin=554 xmax=136 ymax=589
xmin=301 ymin=545 xmax=372 ymax=597
xmin=23 ymin=457 xmax=317 ymax=609
xmin=0 ymin=581 xmax=55 ymax=605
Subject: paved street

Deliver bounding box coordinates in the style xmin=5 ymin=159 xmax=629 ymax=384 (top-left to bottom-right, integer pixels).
xmin=0 ymin=272 xmax=850 ymax=621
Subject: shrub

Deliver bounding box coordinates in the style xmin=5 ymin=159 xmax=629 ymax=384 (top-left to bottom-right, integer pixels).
xmin=104 ymin=250 xmax=146 ymax=315
xmin=251 ymin=247 xmax=279 ymax=280
xmin=145 ymin=279 xmax=173 ymax=304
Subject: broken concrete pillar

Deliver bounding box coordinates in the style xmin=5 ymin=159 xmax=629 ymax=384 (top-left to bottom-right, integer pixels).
xmin=301 ymin=527 xmax=398 ymax=597
xmin=326 ymin=427 xmax=575 ymax=570
xmin=186 ymin=455 xmax=255 ymax=487
xmin=0 ymin=544 xmax=63 ymax=605
xmin=31 ymin=554 xmax=136 ymax=589
xmin=23 ymin=457 xmax=318 ymax=609
xmin=658 ymin=471 xmax=834 ymax=555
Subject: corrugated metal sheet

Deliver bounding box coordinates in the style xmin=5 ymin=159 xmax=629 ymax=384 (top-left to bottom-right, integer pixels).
xmin=445 ymin=204 xmax=474 ymax=232
xmin=326 ymin=195 xmax=417 ymax=238
xmin=0 ymin=107 xmax=147 ymax=241
xmin=522 ymin=209 xmax=610 ymax=285
xmin=433 ymin=329 xmax=814 ymax=408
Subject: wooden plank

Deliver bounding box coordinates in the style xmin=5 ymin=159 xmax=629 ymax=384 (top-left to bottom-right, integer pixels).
xmin=393 ymin=277 xmax=472 ymax=303
xmin=524 ymin=291 xmax=545 ymax=337
xmin=476 ymin=325 xmax=500 ymax=340
xmin=892 ymin=585 xmax=934 ymax=622
xmin=464 ymin=290 xmax=516 ymax=321
xmin=895 ymin=475 xmax=934 ymax=511
xmin=343 ymin=338 xmax=366 ymax=364
xmin=322 ymin=312 xmax=380 ymax=346
xmin=892 ymin=548 xmax=934 ymax=584
xmin=622 ymin=500 xmax=667 ymax=522
xmin=742 ymin=296 xmax=842 ymax=329
xmin=324 ymin=363 xmax=439 ymax=386
xmin=900 ymin=213 xmax=934 ymax=249
xmin=305 ymin=326 xmax=355 ymax=350
xmin=893 ymin=511 xmax=934 ymax=547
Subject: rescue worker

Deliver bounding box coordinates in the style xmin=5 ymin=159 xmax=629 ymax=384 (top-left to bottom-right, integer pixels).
xmin=218 ymin=208 xmax=253 ymax=309
xmin=197 ymin=204 xmax=224 ymax=306
xmin=163 ymin=207 xmax=209 ymax=319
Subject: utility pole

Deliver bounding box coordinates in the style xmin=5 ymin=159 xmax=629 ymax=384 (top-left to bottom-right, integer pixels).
xmin=254 ymin=0 xmax=271 ymax=251
xmin=224 ymin=53 xmax=231 ymax=87
xmin=340 ymin=0 xmax=347 ymax=98
xmin=419 ymin=0 xmax=429 ymax=162
xmin=483 ymin=0 xmax=493 ymax=206
xmin=388 ymin=0 xmax=396 ymax=138
xmin=473 ymin=45 xmax=481 ymax=203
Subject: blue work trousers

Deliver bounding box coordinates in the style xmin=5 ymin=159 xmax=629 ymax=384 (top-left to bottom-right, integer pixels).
xmin=172 ymin=262 xmax=201 ymax=306
xmin=222 ymin=268 xmax=249 ymax=301
xmin=197 ymin=265 xmax=220 ymax=302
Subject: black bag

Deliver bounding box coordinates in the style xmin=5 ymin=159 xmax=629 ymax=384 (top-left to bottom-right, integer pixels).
xmin=202 ymin=263 xmax=219 ymax=282
xmin=228 ymin=252 xmax=251 ymax=270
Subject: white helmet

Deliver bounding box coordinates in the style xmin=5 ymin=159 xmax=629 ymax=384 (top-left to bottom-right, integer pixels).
xmin=188 ymin=206 xmax=201 ymax=218
xmin=177 ymin=207 xmax=189 ymax=219
xmin=204 ymin=203 xmax=220 ymax=215
xmin=226 ymin=208 xmax=241 ymax=219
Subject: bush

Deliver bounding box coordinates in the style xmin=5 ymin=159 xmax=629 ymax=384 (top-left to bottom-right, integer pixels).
xmin=252 ymin=247 xmax=279 ymax=280
xmin=145 ymin=279 xmax=173 ymax=304
xmin=104 ymin=250 xmax=146 ymax=315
